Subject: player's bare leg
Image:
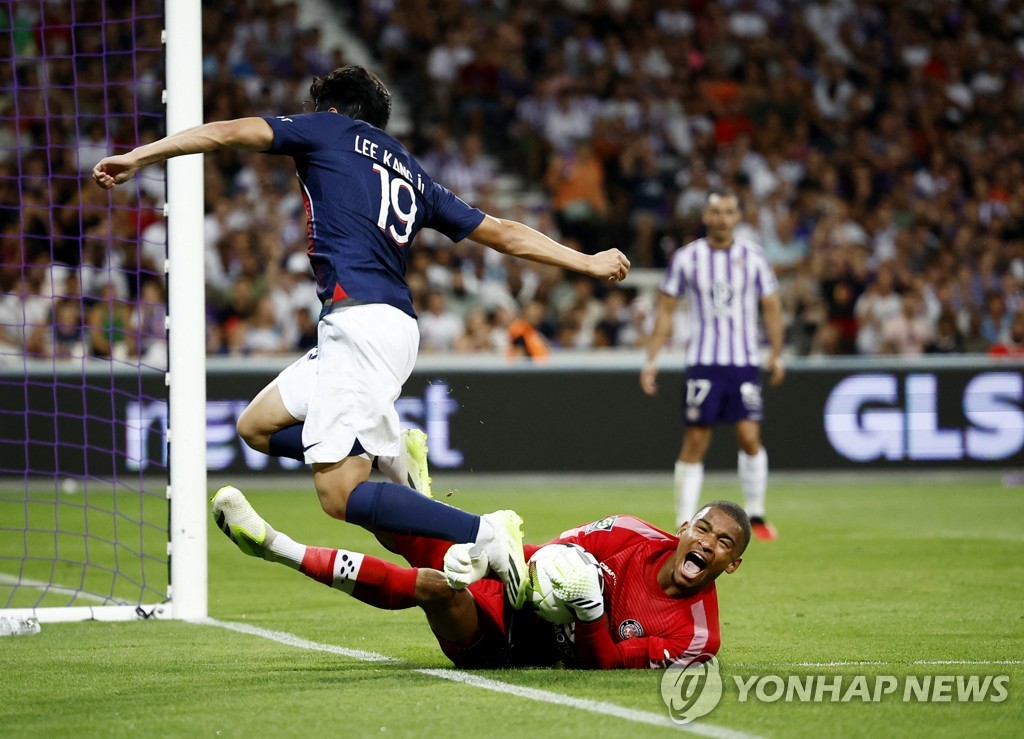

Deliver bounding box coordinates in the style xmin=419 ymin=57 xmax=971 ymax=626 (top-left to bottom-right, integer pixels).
xmin=313 ymin=457 xmax=374 ymax=519
xmin=236 ymin=381 xmax=299 ymax=454
xmin=735 ymin=420 xmax=775 ymax=541
xmin=674 ymin=426 xmax=712 ymax=526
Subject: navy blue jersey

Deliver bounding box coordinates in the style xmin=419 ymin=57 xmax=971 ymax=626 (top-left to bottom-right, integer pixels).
xmin=263 ymin=113 xmax=486 ymax=317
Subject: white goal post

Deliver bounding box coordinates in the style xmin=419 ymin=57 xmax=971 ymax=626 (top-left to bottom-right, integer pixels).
xmin=165 ymin=0 xmax=208 ymax=622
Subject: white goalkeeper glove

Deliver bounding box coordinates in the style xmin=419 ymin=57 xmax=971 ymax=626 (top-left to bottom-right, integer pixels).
xmin=443 ymin=543 xmax=487 ymax=590
xmin=547 ymin=544 xmax=605 ymax=623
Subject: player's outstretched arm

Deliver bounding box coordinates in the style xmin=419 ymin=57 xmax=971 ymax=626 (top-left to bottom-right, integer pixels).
xmin=576 ymin=619 xmax=691 ymax=669
xmin=93 ymin=117 xmax=274 ymax=189
xmin=468 ymin=215 xmax=630 ymax=282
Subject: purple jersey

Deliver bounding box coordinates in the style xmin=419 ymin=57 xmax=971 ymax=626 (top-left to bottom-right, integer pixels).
xmin=263 ymin=113 xmax=486 ymax=318
xmin=661 ymin=238 xmax=778 ymax=367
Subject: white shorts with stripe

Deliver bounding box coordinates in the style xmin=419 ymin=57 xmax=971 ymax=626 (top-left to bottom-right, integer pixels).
xmin=274 ymin=303 xmax=419 ymax=465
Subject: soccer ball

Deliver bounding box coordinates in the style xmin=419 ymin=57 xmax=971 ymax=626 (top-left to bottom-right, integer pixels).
xmin=527 ymin=543 xmax=595 ymax=625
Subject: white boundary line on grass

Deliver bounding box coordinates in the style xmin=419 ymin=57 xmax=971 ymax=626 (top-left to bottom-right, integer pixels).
xmin=199 ymin=617 xmax=760 ymax=739
xmin=0 ymin=573 xmax=124 ymax=604
xmin=731 ymin=660 xmax=1024 ymax=668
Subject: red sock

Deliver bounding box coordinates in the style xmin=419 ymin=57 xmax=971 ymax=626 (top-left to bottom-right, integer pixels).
xmin=351 ymin=557 xmax=419 ymax=610
xmin=299 ymin=546 xmax=418 ymax=610
xmin=386 ymin=534 xmax=452 ymax=569
xmin=299 ymin=546 xmax=337 ymax=585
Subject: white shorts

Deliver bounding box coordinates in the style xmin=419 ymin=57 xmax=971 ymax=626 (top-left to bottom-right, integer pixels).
xmin=274 ymin=303 xmax=419 ymax=464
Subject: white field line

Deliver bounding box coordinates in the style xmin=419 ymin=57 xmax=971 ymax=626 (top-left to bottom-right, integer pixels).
xmin=0 ymin=572 xmax=127 ymax=605
xmin=198 ymin=617 xmax=759 ymax=739
xmin=730 ymin=660 xmax=1024 ymax=668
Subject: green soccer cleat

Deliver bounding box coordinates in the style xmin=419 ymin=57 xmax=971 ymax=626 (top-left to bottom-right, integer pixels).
xmin=481 ymin=510 xmax=529 ymax=610
xmin=211 ymin=486 xmax=270 ymax=558
xmin=401 ymin=428 xmax=433 ymax=497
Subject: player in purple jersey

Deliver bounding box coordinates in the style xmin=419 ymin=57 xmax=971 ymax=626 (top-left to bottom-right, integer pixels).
xmin=640 ymin=191 xmax=784 ymax=541
xmin=94 ymin=65 xmax=631 ymax=608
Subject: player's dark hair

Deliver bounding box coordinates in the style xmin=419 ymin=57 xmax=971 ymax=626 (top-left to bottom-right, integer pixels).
xmin=706 ymin=189 xmax=741 ymax=209
xmin=704 ymin=500 xmax=751 ymax=554
xmin=310 ymin=65 xmax=392 ymax=129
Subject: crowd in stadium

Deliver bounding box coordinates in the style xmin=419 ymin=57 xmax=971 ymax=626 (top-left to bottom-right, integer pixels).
xmin=3 ymin=0 xmax=1024 ymax=364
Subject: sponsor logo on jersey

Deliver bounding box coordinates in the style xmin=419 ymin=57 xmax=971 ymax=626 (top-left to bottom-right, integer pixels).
xmin=618 ymin=618 xmax=645 ymax=640
xmin=711 ymin=281 xmax=734 ymax=309
xmin=599 ymin=561 xmax=617 ymax=585
xmin=585 ymin=516 xmax=617 ymax=534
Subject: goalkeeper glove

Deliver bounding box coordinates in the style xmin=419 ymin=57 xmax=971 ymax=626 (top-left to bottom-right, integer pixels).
xmin=548 ymin=545 xmax=605 ymax=623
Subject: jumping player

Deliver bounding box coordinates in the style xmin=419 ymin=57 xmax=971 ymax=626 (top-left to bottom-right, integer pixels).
xmin=641 ymin=190 xmax=784 ymax=540
xmin=93 ymin=65 xmax=631 ymax=608
xmin=212 ymin=486 xmax=748 ymax=669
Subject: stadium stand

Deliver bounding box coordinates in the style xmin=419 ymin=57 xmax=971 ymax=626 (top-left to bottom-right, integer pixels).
xmin=4 ymin=0 xmax=1023 ymax=361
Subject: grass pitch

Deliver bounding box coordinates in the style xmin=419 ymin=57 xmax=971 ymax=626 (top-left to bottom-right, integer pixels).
xmin=2 ymin=475 xmax=1022 ymax=738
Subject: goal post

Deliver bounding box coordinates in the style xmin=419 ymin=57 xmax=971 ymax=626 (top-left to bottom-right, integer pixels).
xmin=0 ymin=0 xmax=206 ymax=623
xmin=165 ymin=0 xmax=207 ymax=621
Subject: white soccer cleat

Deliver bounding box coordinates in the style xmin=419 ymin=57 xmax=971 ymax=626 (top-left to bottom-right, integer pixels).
xmin=211 ymin=486 xmax=271 ymax=558
xmin=401 ymin=428 xmax=433 ymax=497
xmin=480 ymin=510 xmax=529 ymax=609
xmin=442 ymin=543 xmax=488 ymax=590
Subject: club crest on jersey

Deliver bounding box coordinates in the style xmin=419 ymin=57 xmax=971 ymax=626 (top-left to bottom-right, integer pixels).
xmin=585 ymin=516 xmax=617 ymax=534
xmin=618 ymin=619 xmax=645 ymax=640
xmin=711 ymin=281 xmax=734 ymax=309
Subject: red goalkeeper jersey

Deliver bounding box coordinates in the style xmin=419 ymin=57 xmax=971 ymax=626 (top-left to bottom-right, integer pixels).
xmin=538 ymin=515 xmax=721 ymax=669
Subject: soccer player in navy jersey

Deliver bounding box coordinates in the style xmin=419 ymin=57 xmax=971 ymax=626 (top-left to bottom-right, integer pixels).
xmin=640 ymin=190 xmax=785 ymax=541
xmin=212 ymin=485 xmax=748 ymax=669
xmin=94 ymin=66 xmax=630 ymax=608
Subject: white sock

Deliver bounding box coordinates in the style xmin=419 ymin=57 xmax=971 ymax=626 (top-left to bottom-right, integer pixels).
xmin=738 ymin=447 xmax=768 ymax=518
xmin=266 ymin=530 xmax=306 ymax=568
xmin=375 ymin=453 xmax=402 ymax=485
xmin=674 ymin=461 xmax=704 ymax=528
xmin=474 ymin=517 xmax=495 ymax=548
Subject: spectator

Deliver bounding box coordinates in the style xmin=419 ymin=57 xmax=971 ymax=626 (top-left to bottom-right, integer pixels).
xmin=129 ymin=278 xmax=167 ymax=367
xmin=988 ymin=310 xmax=1024 ymax=358
xmin=881 ymin=293 xmax=932 ymax=356
xmin=87 ymin=283 xmax=132 ymax=360
xmin=507 ymin=300 xmax=550 ymax=362
xmin=854 ymin=264 xmax=902 ymax=355
xmin=980 ymin=290 xmax=1013 ymax=347
xmin=419 ymin=290 xmax=465 ymax=353
xmin=242 ymin=294 xmax=287 ymax=356
xmin=51 ymin=298 xmax=86 ymax=358
xmin=926 ymin=310 xmax=965 ymax=355
xmin=545 ymin=140 xmax=608 ymax=253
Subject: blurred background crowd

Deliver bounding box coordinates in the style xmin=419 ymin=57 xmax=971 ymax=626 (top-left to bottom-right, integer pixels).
xmin=3 ymin=0 xmax=1024 ymax=366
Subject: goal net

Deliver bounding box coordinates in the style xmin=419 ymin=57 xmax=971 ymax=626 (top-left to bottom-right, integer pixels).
xmin=0 ymin=0 xmax=206 ymax=622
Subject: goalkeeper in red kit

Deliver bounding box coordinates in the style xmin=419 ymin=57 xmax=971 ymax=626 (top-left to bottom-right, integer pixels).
xmin=213 ymin=486 xmax=748 ymax=669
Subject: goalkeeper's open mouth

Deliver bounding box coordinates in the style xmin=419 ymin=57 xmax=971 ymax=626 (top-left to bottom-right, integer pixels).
xmin=680 ymin=550 xmax=708 ymax=580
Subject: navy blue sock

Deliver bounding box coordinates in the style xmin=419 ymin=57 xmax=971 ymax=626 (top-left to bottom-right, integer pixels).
xmin=266 ymin=426 xmax=378 ymax=469
xmin=268 ymin=424 xmax=304 ymax=462
xmin=345 ymin=481 xmax=481 ymax=542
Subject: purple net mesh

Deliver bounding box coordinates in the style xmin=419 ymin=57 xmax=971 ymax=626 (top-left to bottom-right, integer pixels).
xmin=1 ymin=0 xmax=169 ymax=609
